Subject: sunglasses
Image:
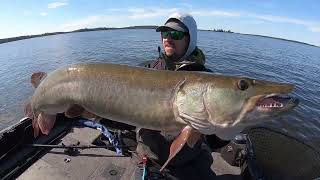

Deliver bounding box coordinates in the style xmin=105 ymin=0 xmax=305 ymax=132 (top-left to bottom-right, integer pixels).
xmin=161 ymin=31 xmax=188 ymax=40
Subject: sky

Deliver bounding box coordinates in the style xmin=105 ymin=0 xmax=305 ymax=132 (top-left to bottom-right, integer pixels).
xmin=1 ymin=0 xmax=320 ymax=46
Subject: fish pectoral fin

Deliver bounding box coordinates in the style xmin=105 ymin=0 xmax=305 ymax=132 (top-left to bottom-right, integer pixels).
xmin=81 ymin=110 xmax=102 ymax=121
xmin=160 ymin=126 xmax=200 ymax=172
xmin=65 ymin=104 xmax=85 ymax=118
xmin=186 ymin=129 xmax=202 ymax=148
xmin=31 ymin=72 xmax=47 ymax=88
xmin=37 ymin=112 xmax=56 ymax=136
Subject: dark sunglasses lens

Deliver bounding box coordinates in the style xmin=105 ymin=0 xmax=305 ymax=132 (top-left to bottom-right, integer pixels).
xmin=162 ymin=31 xmax=170 ymax=38
xmin=171 ymin=31 xmax=184 ymax=40
xmin=162 ymin=31 xmax=185 ymax=40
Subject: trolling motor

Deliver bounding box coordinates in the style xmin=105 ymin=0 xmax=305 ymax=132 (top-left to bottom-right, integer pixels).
xmin=220 ymin=134 xmax=247 ymax=168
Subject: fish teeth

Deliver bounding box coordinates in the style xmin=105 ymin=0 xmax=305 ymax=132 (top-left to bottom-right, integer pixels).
xmin=259 ymin=103 xmax=284 ymax=108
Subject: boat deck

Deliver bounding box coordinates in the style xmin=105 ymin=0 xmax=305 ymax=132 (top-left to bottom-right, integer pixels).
xmin=17 ymin=126 xmax=242 ymax=180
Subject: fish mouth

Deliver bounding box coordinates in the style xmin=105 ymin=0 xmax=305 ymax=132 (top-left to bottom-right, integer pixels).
xmin=256 ymin=94 xmax=299 ymax=113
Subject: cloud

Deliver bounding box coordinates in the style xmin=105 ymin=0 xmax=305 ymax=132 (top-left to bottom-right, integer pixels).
xmin=126 ymin=8 xmax=241 ymax=19
xmin=60 ymin=7 xmax=320 ymax=35
xmin=48 ymin=2 xmax=68 ymax=9
xmin=178 ymin=3 xmax=193 ymax=9
xmin=128 ymin=8 xmax=179 ymax=19
xmin=252 ymin=14 xmax=310 ymax=25
xmin=250 ymin=14 xmax=320 ymax=33
xmin=310 ymin=27 xmax=320 ymax=32
xmin=192 ymin=10 xmax=241 ymax=17
xmin=61 ymin=16 xmax=101 ymax=31
xmin=60 ymin=15 xmax=123 ymax=31
xmin=107 ymin=8 xmax=122 ymax=12
xmin=40 ymin=12 xmax=48 ymax=16
xmin=23 ymin=10 xmax=31 ymax=16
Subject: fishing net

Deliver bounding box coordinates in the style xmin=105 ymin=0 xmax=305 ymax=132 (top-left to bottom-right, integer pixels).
xmin=245 ymin=126 xmax=320 ymax=180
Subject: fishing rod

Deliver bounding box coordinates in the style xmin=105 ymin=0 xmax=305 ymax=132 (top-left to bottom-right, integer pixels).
xmin=25 ymin=143 xmax=136 ymax=149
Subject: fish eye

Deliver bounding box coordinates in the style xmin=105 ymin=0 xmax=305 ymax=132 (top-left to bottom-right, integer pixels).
xmin=237 ymin=79 xmax=249 ymax=91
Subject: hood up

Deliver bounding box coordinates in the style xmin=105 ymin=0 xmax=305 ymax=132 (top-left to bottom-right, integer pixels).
xmin=161 ymin=12 xmax=198 ymax=60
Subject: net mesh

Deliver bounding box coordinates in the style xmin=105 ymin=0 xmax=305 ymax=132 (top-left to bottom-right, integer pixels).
xmin=246 ymin=127 xmax=320 ymax=180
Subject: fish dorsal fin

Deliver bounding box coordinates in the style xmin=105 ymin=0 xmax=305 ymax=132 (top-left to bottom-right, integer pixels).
xmin=65 ymin=104 xmax=85 ymax=118
xmin=160 ymin=126 xmax=202 ymax=172
xmin=31 ymin=72 xmax=47 ymax=88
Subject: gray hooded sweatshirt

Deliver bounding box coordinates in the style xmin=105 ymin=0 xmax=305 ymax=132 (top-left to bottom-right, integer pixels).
xmin=165 ymin=12 xmax=198 ymax=60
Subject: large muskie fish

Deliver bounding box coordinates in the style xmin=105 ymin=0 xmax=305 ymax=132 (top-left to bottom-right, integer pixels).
xmin=25 ymin=63 xmax=299 ymax=171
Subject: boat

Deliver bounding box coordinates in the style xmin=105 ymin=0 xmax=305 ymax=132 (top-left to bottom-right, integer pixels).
xmin=1 ymin=114 xmax=320 ymax=180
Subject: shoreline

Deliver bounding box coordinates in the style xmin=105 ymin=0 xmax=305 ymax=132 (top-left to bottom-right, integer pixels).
xmin=0 ymin=26 xmax=318 ymax=48
xmin=199 ymin=29 xmax=319 ymax=48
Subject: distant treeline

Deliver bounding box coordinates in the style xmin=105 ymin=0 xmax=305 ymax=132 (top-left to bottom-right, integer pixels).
xmin=0 ymin=26 xmax=158 ymax=44
xmin=239 ymin=33 xmax=319 ymax=48
xmin=0 ymin=32 xmax=67 ymax=44
xmin=72 ymin=26 xmax=158 ymax=32
xmin=0 ymin=26 xmax=318 ymax=48
xmin=200 ymin=29 xmax=234 ymax=33
xmin=200 ymin=29 xmax=318 ymax=48
xmin=211 ymin=29 xmax=233 ymax=33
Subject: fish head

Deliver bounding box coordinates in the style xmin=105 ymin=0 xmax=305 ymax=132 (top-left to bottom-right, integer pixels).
xmin=31 ymin=86 xmax=70 ymax=114
xmin=203 ymin=76 xmax=299 ymax=132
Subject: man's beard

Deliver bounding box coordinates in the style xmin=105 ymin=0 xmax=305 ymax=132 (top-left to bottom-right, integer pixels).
xmin=165 ymin=52 xmax=183 ymax=62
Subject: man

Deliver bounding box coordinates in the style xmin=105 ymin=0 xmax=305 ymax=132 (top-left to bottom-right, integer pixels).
xmin=135 ymin=13 xmax=227 ymax=179
xmin=140 ymin=12 xmax=208 ymax=71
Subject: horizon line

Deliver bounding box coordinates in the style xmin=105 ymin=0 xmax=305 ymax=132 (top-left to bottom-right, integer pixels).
xmin=0 ymin=25 xmax=319 ymax=48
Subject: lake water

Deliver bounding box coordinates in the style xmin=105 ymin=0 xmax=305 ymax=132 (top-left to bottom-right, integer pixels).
xmin=0 ymin=29 xmax=319 ymax=146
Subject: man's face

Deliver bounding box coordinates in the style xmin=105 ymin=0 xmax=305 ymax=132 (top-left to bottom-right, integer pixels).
xmin=161 ymin=31 xmax=190 ymax=60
